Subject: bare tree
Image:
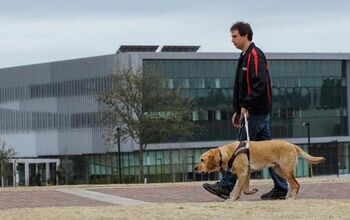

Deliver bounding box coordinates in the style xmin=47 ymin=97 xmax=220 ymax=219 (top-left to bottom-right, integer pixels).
xmin=0 ymin=140 xmax=16 ymax=186
xmin=97 ymin=67 xmax=201 ymax=182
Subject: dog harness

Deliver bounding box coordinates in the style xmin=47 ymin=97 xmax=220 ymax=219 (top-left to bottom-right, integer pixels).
xmin=218 ymin=141 xmax=251 ymax=174
xmin=228 ymin=141 xmax=250 ymax=171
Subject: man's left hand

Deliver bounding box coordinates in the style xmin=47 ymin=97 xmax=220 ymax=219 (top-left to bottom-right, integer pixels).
xmin=241 ymin=107 xmax=249 ymax=118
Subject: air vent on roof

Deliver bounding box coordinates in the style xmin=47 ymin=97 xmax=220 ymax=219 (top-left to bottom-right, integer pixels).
xmin=117 ymin=45 xmax=159 ymax=53
xmin=161 ymin=45 xmax=200 ymax=52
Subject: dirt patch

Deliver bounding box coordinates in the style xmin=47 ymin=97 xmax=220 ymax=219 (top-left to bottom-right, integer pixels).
xmin=1 ymin=200 xmax=350 ymax=220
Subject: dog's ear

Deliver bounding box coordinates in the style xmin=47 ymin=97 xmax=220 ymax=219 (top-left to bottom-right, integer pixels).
xmin=206 ymin=150 xmax=218 ymax=170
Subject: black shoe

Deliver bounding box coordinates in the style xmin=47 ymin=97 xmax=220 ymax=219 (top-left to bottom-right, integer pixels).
xmin=261 ymin=188 xmax=287 ymax=200
xmin=203 ymin=182 xmax=231 ymax=200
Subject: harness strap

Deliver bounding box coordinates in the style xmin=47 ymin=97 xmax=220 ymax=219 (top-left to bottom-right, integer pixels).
xmin=228 ymin=141 xmax=250 ymax=171
xmin=218 ymin=149 xmax=224 ymax=174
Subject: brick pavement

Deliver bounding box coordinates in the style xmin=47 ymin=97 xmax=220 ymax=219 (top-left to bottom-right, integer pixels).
xmin=0 ymin=178 xmax=349 ymax=210
xmin=0 ymin=190 xmax=112 ymax=210
xmin=91 ymin=182 xmax=350 ymax=202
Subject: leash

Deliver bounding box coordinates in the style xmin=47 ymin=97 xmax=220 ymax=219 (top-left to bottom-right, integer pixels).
xmin=227 ymin=112 xmax=251 ymax=172
xmin=220 ymin=112 xmax=252 ymax=173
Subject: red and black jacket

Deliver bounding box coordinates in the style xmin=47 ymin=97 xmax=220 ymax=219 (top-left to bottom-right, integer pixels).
xmin=233 ymin=43 xmax=272 ymax=115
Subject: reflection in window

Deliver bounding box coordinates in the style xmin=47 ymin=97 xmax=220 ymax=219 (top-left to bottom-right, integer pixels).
xmin=215 ymin=110 xmax=221 ymax=120
xmin=182 ymin=79 xmax=189 ymax=89
xmin=199 ymin=111 xmax=208 ymax=121
xmin=167 ymin=79 xmax=174 ymax=89
xmin=197 ymin=79 xmax=205 ymax=89
xmin=192 ymin=111 xmax=198 ymax=121
xmin=214 ymin=79 xmax=220 ymax=88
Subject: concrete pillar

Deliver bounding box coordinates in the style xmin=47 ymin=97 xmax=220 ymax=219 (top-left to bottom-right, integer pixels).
xmin=347 ymin=60 xmax=350 ymax=136
xmin=13 ymin=161 xmax=17 ymax=187
xmin=45 ymin=163 xmax=50 ymax=186
xmin=56 ymin=162 xmax=59 ymax=186
xmin=25 ymin=162 xmax=29 ymax=187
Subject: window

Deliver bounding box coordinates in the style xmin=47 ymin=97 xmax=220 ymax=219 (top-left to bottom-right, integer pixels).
xmin=197 ymin=79 xmax=205 ymax=88
xmin=214 ymin=78 xmax=221 ymax=88
xmin=215 ymin=110 xmax=221 ymax=120
xmin=182 ymin=79 xmax=189 ymax=89
xmin=192 ymin=111 xmax=199 ymax=121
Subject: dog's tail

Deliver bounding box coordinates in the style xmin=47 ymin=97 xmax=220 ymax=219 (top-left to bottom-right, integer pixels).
xmin=294 ymin=145 xmax=326 ymax=164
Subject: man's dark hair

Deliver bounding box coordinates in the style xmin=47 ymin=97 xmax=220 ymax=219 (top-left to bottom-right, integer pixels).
xmin=230 ymin=22 xmax=253 ymax=41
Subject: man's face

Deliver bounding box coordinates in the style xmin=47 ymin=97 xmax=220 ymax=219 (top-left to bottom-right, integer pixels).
xmin=231 ymin=30 xmax=247 ymax=50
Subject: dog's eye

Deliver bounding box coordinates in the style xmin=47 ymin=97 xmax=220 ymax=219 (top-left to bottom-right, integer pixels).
xmin=201 ymin=159 xmax=204 ymax=162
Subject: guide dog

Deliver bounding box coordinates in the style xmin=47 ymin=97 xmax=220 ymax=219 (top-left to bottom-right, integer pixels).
xmin=194 ymin=140 xmax=326 ymax=201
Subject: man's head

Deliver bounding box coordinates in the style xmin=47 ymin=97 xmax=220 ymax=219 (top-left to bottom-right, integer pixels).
xmin=230 ymin=21 xmax=253 ymax=51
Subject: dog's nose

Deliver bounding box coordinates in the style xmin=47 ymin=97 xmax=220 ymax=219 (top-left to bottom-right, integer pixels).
xmin=194 ymin=166 xmax=198 ymax=172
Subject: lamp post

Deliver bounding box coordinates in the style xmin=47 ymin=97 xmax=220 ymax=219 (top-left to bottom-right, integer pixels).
xmin=187 ymin=155 xmax=194 ymax=181
xmin=302 ymin=122 xmax=312 ymax=177
xmin=156 ymin=158 xmax=162 ymax=182
xmin=116 ymin=127 xmax=122 ymax=183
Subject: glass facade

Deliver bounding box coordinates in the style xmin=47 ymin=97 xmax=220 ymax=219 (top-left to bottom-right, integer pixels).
xmin=56 ymin=141 xmax=350 ymax=184
xmin=144 ymin=59 xmax=348 ymax=141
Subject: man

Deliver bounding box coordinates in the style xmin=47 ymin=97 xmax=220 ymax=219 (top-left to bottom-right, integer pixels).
xmin=203 ymin=21 xmax=288 ymax=200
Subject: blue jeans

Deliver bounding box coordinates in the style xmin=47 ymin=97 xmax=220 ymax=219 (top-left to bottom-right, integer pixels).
xmin=219 ymin=114 xmax=288 ymax=192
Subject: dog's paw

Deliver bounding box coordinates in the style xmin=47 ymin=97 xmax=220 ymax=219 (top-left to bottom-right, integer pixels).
xmin=226 ymin=197 xmax=239 ymax=202
xmin=252 ymin=188 xmax=259 ymax=193
xmin=244 ymin=188 xmax=259 ymax=195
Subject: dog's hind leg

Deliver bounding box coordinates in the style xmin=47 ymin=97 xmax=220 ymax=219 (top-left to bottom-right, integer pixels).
xmin=287 ymin=175 xmax=300 ymax=199
xmin=271 ymin=166 xmax=292 ymax=199
xmin=273 ymin=165 xmax=300 ymax=199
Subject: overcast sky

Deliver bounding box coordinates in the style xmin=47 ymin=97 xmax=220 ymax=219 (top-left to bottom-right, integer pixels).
xmin=1 ymin=0 xmax=350 ymax=68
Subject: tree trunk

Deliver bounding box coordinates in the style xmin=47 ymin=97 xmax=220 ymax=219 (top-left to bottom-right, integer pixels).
xmin=139 ymin=143 xmax=144 ymax=183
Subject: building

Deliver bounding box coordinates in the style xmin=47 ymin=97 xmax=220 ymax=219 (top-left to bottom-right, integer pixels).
xmin=0 ymin=45 xmax=349 ymax=185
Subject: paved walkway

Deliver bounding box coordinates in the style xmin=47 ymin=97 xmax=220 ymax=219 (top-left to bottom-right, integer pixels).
xmin=57 ymin=188 xmax=149 ymax=205
xmin=0 ymin=177 xmax=349 ymax=210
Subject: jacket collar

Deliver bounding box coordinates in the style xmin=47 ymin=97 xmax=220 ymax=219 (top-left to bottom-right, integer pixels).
xmin=240 ymin=42 xmax=255 ymax=58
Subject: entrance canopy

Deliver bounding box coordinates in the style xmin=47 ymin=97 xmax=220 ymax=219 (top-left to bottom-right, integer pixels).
xmin=9 ymin=158 xmax=60 ymax=187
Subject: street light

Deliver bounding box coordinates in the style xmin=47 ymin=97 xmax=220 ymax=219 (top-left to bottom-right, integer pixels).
xmin=116 ymin=127 xmax=122 ymax=183
xmin=156 ymin=158 xmax=162 ymax=182
xmin=187 ymin=155 xmax=194 ymax=181
xmin=302 ymin=122 xmax=312 ymax=177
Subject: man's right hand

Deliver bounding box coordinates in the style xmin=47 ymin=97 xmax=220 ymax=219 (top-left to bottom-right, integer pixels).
xmin=231 ymin=113 xmax=241 ymax=128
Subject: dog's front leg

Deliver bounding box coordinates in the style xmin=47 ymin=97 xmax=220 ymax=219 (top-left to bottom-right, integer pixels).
xmin=243 ymin=176 xmax=259 ymax=195
xmin=227 ymin=175 xmax=245 ymax=201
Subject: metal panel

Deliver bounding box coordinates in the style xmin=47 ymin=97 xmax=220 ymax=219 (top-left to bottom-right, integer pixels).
xmin=117 ymin=45 xmax=159 ymax=53
xmin=0 ymin=133 xmax=37 ymax=157
xmin=36 ymin=131 xmax=59 ymax=156
xmin=347 ymin=60 xmax=350 ymax=136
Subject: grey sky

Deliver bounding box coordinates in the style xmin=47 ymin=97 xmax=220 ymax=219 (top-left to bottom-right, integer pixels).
xmin=1 ymin=0 xmax=350 ymax=68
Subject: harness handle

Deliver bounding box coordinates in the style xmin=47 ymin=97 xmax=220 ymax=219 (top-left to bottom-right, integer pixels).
xmin=243 ymin=112 xmax=250 ymax=143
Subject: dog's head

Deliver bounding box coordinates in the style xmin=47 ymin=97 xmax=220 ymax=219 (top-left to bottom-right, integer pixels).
xmin=194 ymin=148 xmax=221 ymax=174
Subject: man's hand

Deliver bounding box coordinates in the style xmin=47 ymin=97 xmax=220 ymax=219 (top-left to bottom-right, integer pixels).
xmin=231 ymin=113 xmax=241 ymax=128
xmin=241 ymin=107 xmax=249 ymax=118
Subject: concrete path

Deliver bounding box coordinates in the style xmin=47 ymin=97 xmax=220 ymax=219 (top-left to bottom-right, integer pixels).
xmin=57 ymin=188 xmax=149 ymax=205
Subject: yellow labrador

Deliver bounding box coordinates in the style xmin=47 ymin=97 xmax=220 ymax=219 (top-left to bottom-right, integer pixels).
xmin=194 ymin=140 xmax=326 ymax=201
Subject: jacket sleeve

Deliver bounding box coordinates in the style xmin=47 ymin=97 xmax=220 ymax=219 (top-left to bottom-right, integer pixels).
xmin=241 ymin=49 xmax=268 ymax=110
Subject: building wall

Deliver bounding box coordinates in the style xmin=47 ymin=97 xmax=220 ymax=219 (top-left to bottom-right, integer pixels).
xmin=0 ymin=51 xmax=350 ymax=183
xmin=0 ymin=54 xmax=119 ymax=157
